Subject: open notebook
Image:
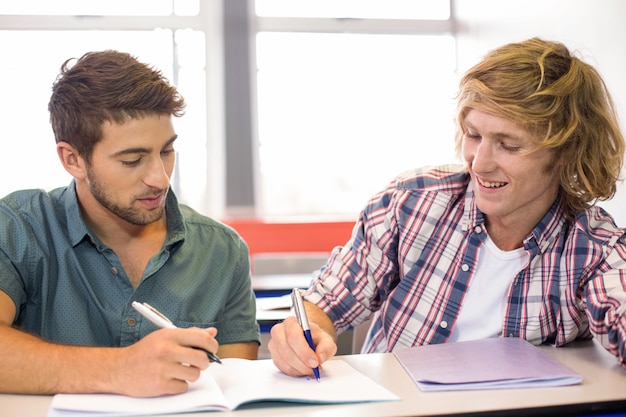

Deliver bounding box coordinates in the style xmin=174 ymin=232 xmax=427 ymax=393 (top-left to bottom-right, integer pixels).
xmin=394 ymin=337 xmax=583 ymax=392
xmin=48 ymin=358 xmax=399 ymax=416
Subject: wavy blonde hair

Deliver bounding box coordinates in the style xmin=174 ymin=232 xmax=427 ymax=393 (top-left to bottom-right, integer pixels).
xmin=455 ymin=37 xmax=624 ymax=218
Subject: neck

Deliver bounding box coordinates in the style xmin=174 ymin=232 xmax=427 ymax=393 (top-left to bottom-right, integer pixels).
xmin=84 ymin=210 xmax=167 ymax=247
xmin=484 ymin=216 xmax=536 ymax=251
xmin=76 ymin=185 xmax=168 ymax=246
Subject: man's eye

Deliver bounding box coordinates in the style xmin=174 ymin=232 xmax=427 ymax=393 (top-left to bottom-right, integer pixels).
xmin=122 ymin=158 xmax=141 ymax=167
xmin=501 ymin=143 xmax=521 ymax=152
xmin=161 ymin=148 xmax=175 ymax=156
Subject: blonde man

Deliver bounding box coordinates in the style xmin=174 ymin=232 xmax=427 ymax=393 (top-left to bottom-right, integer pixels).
xmin=269 ymin=38 xmax=626 ymax=377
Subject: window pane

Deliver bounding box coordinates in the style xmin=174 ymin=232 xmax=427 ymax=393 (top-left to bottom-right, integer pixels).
xmin=256 ymin=33 xmax=458 ymax=218
xmin=174 ymin=0 xmax=200 ymax=16
xmin=172 ymin=29 xmax=208 ymax=210
xmin=256 ymin=0 xmax=450 ymax=19
xmin=0 ymin=0 xmax=174 ymax=15
xmin=0 ymin=29 xmax=206 ymax=208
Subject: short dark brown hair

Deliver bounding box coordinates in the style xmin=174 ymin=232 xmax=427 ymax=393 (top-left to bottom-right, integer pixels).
xmin=48 ymin=50 xmax=186 ymax=162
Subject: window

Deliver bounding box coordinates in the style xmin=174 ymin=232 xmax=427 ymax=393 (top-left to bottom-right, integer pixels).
xmin=255 ymin=0 xmax=450 ymax=19
xmin=251 ymin=1 xmax=459 ymax=219
xmin=1 ymin=0 xmax=458 ymax=220
xmin=0 ymin=1 xmax=214 ymax=213
xmin=0 ymin=0 xmax=191 ymax=15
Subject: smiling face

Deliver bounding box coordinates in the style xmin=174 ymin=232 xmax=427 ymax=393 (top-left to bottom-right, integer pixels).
xmin=80 ymin=114 xmax=177 ymax=227
xmin=462 ymin=109 xmax=560 ymax=235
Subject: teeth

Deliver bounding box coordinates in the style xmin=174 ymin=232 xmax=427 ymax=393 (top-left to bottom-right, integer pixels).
xmin=480 ymin=179 xmax=506 ymax=188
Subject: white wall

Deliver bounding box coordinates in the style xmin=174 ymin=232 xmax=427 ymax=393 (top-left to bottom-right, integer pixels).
xmin=454 ymin=0 xmax=626 ymax=226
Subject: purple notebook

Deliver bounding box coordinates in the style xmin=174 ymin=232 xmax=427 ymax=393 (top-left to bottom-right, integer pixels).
xmin=394 ymin=337 xmax=583 ymax=391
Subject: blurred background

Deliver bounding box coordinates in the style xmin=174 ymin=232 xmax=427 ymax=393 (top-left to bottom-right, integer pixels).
xmin=1 ymin=0 xmax=624 ymax=226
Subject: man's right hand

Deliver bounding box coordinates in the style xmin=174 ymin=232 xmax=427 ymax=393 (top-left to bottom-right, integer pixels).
xmin=0 ymin=315 xmax=218 ymax=397
xmin=114 ymin=326 xmax=219 ymax=397
xmin=267 ymin=304 xmax=337 ymax=378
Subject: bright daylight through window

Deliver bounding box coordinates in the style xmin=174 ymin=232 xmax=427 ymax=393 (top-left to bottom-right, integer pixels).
xmin=255 ymin=0 xmax=458 ymax=218
xmin=1 ymin=0 xmax=457 ymax=219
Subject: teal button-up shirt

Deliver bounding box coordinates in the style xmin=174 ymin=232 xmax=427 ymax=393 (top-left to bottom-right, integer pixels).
xmin=0 ymin=182 xmax=260 ymax=347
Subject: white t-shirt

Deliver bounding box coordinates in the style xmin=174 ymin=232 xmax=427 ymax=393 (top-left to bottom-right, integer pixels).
xmin=448 ymin=236 xmax=529 ymax=342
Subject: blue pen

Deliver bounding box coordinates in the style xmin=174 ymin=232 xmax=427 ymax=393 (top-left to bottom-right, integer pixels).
xmin=291 ymin=288 xmax=321 ymax=382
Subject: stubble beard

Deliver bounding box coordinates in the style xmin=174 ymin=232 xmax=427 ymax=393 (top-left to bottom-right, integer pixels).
xmin=87 ymin=171 xmax=166 ymax=226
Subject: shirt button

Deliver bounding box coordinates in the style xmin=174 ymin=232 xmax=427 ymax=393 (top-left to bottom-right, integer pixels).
xmin=111 ymin=267 xmax=118 ymax=275
xmin=461 ymin=264 xmax=469 ymax=272
xmin=474 ymin=226 xmax=482 ymax=233
xmin=440 ymin=321 xmax=448 ymax=329
xmin=127 ymin=318 xmax=136 ymax=327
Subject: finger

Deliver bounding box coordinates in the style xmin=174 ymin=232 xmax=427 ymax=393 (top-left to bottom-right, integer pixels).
xmin=136 ymin=377 xmax=190 ymax=398
xmin=167 ymin=360 xmax=204 ymax=384
xmin=176 ymin=328 xmax=219 ymax=364
xmin=204 ymin=327 xmax=218 ymax=338
xmin=270 ymin=318 xmax=321 ymax=377
xmin=309 ymin=324 xmax=337 ymax=363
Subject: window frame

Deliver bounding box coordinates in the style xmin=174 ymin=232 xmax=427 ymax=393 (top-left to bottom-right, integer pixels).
xmin=232 ymin=0 xmax=457 ymax=218
xmin=0 ymin=6 xmax=227 ymax=217
xmin=0 ymin=0 xmax=456 ymax=219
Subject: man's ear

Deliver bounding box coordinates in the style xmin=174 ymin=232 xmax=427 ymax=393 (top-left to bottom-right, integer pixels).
xmin=56 ymin=142 xmax=87 ymax=180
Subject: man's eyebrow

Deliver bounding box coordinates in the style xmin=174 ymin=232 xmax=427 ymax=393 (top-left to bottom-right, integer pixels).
xmin=111 ymin=135 xmax=178 ymax=157
xmin=112 ymin=147 xmax=150 ymax=157
xmin=164 ymin=135 xmax=178 ymax=147
xmin=491 ymin=131 xmax=524 ymax=141
xmin=464 ymin=120 xmax=524 ymax=141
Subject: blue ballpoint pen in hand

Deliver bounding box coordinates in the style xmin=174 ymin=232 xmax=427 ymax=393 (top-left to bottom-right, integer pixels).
xmin=131 ymin=301 xmax=222 ymax=364
xmin=291 ymin=288 xmax=321 ymax=382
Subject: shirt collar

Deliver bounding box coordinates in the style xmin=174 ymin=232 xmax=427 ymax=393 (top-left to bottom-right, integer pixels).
xmin=461 ymin=179 xmax=483 ymax=232
xmin=64 ymin=180 xmax=186 ymax=248
xmin=525 ymin=196 xmax=567 ymax=253
xmin=462 ymin=180 xmax=566 ymax=254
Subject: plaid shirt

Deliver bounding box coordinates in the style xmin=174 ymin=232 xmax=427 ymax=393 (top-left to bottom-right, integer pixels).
xmin=305 ymin=165 xmax=626 ymax=365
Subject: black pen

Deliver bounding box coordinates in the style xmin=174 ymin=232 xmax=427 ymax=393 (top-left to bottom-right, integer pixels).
xmin=291 ymin=288 xmax=321 ymax=381
xmin=131 ymin=301 xmax=222 ymax=364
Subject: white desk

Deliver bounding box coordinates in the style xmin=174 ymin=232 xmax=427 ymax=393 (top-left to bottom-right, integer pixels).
xmin=3 ymin=340 xmax=626 ymax=417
